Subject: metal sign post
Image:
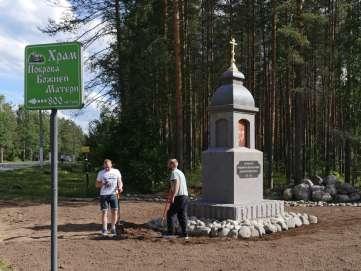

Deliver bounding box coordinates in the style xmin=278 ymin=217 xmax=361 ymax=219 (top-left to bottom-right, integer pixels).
xmin=50 ymin=109 xmax=58 ymax=271
xmin=24 ymin=42 xmax=83 ymax=271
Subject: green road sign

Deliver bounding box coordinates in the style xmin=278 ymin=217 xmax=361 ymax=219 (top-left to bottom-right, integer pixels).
xmin=25 ymin=42 xmax=83 ymax=110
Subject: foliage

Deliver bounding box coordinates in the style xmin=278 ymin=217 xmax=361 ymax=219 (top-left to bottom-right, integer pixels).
xmin=42 ymin=0 xmax=361 ymax=191
xmin=0 ymin=259 xmax=12 ymax=271
xmin=0 ymin=163 xmax=97 ymax=201
xmin=0 ymin=97 xmax=85 ymax=162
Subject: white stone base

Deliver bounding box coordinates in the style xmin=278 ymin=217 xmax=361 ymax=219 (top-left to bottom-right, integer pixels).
xmin=188 ymin=200 xmax=285 ymax=221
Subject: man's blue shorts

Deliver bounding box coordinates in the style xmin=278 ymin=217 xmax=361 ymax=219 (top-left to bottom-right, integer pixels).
xmin=100 ymin=194 xmax=119 ymax=211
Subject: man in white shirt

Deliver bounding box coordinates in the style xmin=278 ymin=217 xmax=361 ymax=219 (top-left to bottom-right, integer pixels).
xmin=165 ymin=159 xmax=189 ymax=239
xmin=96 ymin=159 xmax=123 ymax=236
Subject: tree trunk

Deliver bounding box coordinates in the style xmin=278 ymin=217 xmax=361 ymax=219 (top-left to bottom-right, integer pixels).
xmin=265 ymin=0 xmax=277 ymax=189
xmin=114 ymin=0 xmax=123 ymax=107
xmin=173 ymin=0 xmax=183 ymax=165
xmin=0 ymin=146 xmax=3 ymax=163
xmin=344 ymin=138 xmax=351 ymax=183
xmin=294 ymin=0 xmax=305 ymax=183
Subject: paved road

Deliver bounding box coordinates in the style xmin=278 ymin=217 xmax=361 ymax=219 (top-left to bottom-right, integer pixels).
xmin=0 ymin=161 xmax=49 ymax=171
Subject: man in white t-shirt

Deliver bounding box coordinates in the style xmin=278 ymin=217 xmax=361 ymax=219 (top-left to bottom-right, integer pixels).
xmin=96 ymin=159 xmax=123 ymax=236
xmin=165 ymin=159 xmax=189 ymax=239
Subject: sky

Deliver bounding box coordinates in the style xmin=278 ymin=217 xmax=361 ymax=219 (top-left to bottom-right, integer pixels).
xmin=0 ymin=0 xmax=103 ymax=132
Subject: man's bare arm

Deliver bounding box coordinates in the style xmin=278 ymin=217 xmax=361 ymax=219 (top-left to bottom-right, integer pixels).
xmin=95 ymin=179 xmax=102 ymax=188
xmin=117 ymin=177 xmax=123 ymax=193
xmin=170 ymin=179 xmax=180 ymax=202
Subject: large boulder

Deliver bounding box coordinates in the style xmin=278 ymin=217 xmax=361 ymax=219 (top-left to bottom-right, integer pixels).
xmin=293 ymin=183 xmax=311 ymax=201
xmin=324 ymin=175 xmax=337 ymax=186
xmin=325 ymin=185 xmax=337 ymax=197
xmin=238 ymin=226 xmax=251 ymax=239
xmin=349 ymin=192 xmax=361 ymax=202
xmin=301 ymin=178 xmax=314 ymax=187
xmin=194 ymin=226 xmax=211 ymax=236
xmin=283 ymin=188 xmax=293 ymax=201
xmin=312 ymin=191 xmax=332 ymax=202
xmin=311 ymin=185 xmax=325 ymax=192
xmin=309 ymin=215 xmax=318 ymax=224
xmin=337 ymin=183 xmax=357 ymax=194
xmin=219 ymin=227 xmax=230 ymax=237
xmin=335 ymin=194 xmax=350 ymax=203
xmin=311 ymin=175 xmax=323 ymax=186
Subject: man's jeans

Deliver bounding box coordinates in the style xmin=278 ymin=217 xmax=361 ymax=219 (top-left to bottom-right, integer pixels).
xmin=167 ymin=195 xmax=188 ymax=235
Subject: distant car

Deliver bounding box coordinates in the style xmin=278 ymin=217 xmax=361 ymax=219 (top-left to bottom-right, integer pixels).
xmin=60 ymin=155 xmax=73 ymax=162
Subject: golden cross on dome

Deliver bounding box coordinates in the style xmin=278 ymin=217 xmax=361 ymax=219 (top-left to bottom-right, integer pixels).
xmin=230 ymin=37 xmax=238 ymax=65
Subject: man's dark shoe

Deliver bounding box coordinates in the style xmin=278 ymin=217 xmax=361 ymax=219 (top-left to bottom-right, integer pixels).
xmin=161 ymin=232 xmax=177 ymax=238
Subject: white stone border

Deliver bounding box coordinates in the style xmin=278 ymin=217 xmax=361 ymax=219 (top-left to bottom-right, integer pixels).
xmin=285 ymin=200 xmax=361 ymax=207
xmin=147 ymin=212 xmax=318 ymax=239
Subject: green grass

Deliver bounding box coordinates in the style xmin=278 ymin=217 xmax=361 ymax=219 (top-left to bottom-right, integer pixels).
xmin=0 ymin=260 xmax=12 ymax=271
xmin=0 ymin=163 xmax=98 ymax=201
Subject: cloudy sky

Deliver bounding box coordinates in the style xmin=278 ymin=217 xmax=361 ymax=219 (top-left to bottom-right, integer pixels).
xmin=0 ymin=0 xmax=103 ymax=132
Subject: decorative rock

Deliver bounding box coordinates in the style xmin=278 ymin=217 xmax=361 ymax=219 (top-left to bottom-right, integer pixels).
xmin=278 ymin=221 xmax=288 ymax=231
xmin=335 ymin=194 xmax=350 ymax=202
xmin=311 ymin=185 xmax=325 ymax=192
xmin=286 ymin=217 xmax=296 ymax=229
xmin=219 ymin=227 xmax=230 ymax=237
xmin=250 ymin=226 xmax=260 ymax=237
xmin=234 ymin=225 xmax=241 ymax=231
xmin=312 ymin=191 xmax=332 ymax=202
xmin=293 ymin=183 xmax=311 ymax=201
xmin=301 ymin=178 xmax=314 ymax=187
xmin=275 ymin=223 xmax=282 ymax=232
xmin=283 ymin=188 xmax=293 ymax=201
xmin=324 ymin=175 xmax=337 ymax=186
xmin=188 ymin=224 xmax=196 ymax=233
xmin=210 ymin=227 xmax=219 ymax=237
xmin=238 ymin=226 xmax=252 ymax=239
xmin=228 ymin=229 xmax=239 ymax=238
xmin=309 ymin=215 xmax=318 ymax=224
xmin=311 ymin=175 xmax=323 ymax=186
xmin=213 ymin=222 xmax=222 ymax=228
xmin=300 ymin=215 xmax=310 ymax=225
xmin=338 ymin=183 xmax=357 ymax=194
xmin=349 ymin=193 xmax=361 ymax=202
xmin=325 ymin=185 xmax=337 ymax=197
xmin=264 ymin=224 xmax=277 ymax=234
xmin=254 ymin=225 xmax=265 ymax=236
xmin=194 ymin=226 xmax=211 ymax=236
xmin=294 ymin=216 xmax=303 ymax=227
xmin=148 ymin=211 xmax=317 ymax=240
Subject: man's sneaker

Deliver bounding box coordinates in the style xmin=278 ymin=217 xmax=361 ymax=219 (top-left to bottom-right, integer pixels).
xmin=110 ymin=229 xmax=117 ymax=237
xmin=110 ymin=228 xmax=117 ymax=237
xmin=101 ymin=229 xmax=108 ymax=236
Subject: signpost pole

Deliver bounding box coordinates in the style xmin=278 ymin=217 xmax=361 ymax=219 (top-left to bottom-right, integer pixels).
xmin=39 ymin=110 xmax=44 ymax=168
xmin=50 ymin=109 xmax=58 ymax=271
xmin=25 ymin=42 xmax=83 ymax=271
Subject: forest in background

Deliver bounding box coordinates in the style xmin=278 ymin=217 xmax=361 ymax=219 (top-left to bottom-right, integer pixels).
xmin=43 ymin=0 xmax=361 ymax=192
xmin=0 ymin=95 xmax=85 ymax=163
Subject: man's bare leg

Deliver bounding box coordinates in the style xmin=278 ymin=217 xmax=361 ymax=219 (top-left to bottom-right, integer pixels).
xmin=102 ymin=210 xmax=108 ymax=232
xmin=111 ymin=209 xmax=118 ymax=229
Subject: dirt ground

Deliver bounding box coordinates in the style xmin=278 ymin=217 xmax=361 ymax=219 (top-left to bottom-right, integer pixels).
xmin=0 ymin=200 xmax=361 ymax=271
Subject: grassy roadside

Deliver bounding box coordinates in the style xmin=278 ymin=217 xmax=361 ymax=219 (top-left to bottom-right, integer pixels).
xmin=0 ymin=163 xmax=98 ymax=201
xmin=0 ymin=260 xmax=12 ymax=271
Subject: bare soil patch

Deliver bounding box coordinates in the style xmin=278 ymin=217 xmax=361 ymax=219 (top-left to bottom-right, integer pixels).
xmin=1 ymin=199 xmax=361 ymax=271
